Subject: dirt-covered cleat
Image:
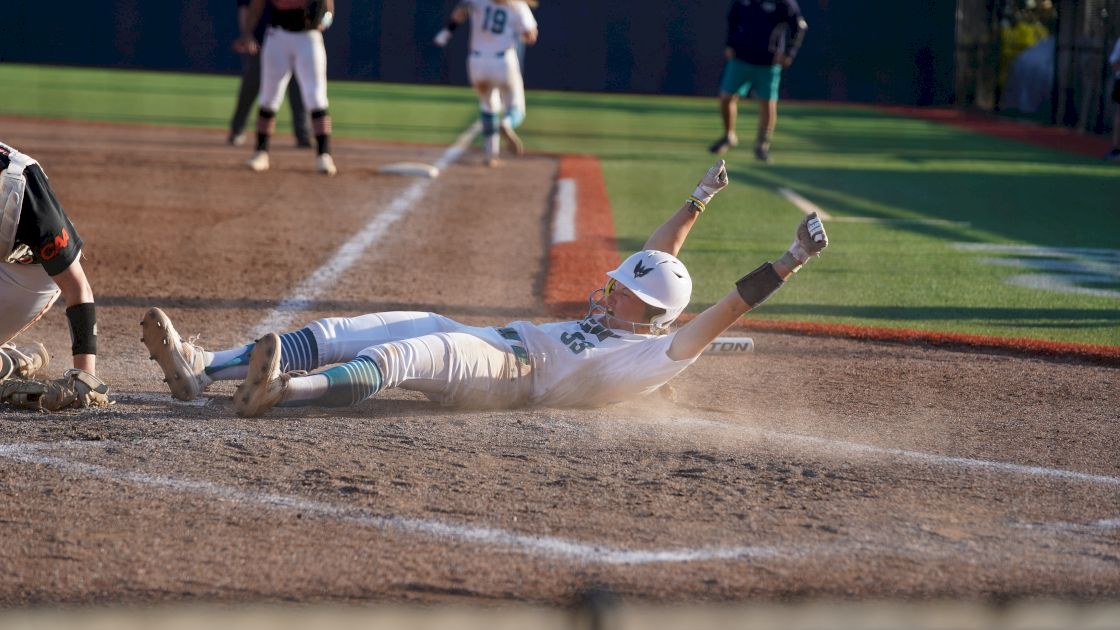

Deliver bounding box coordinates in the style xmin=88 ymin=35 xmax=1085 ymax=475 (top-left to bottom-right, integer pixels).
xmin=708 ymin=132 xmax=738 ymax=155
xmin=140 ymin=307 xmax=212 ymax=401
xmin=234 ymin=333 xmax=289 ymax=417
xmin=246 ymin=150 xmax=270 ymax=172
xmin=1 ymin=342 xmax=50 ymax=380
xmin=499 ymin=123 xmax=524 ymax=156
xmin=316 ymin=153 xmax=337 ymax=176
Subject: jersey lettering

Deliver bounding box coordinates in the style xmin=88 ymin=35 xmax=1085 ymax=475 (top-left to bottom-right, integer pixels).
xmin=39 ymin=227 xmax=70 ymax=261
xmin=482 ymin=6 xmax=508 ymax=34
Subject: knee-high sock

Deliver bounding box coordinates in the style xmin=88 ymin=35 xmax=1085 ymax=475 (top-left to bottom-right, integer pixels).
xmin=206 ymin=328 xmax=320 ymax=381
xmin=256 ymin=108 xmax=277 ymax=152
xmin=282 ymin=355 xmax=383 ymax=407
xmin=311 ymin=109 xmax=331 ymax=155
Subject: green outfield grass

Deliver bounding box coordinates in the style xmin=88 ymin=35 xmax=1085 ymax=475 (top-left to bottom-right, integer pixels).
xmin=2 ymin=64 xmax=1117 ymax=346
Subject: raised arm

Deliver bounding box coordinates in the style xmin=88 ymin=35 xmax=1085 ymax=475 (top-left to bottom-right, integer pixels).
xmin=667 ymin=212 xmax=828 ymax=361
xmin=644 ymin=159 xmax=728 ymax=255
xmin=434 ymin=2 xmax=470 ymax=47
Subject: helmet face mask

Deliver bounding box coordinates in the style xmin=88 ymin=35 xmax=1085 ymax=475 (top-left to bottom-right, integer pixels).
xmin=587 ymin=250 xmax=692 ymax=333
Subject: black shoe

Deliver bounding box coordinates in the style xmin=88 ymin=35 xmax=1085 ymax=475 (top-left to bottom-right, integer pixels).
xmin=709 ymin=133 xmax=738 ymax=155
xmin=296 ymin=138 xmax=313 ymax=149
xmin=1104 ymin=148 xmax=1120 ymax=162
xmin=753 ymin=145 xmax=772 ymax=163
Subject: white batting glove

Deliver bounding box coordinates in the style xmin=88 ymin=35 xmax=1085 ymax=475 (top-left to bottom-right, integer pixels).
xmin=691 ymin=159 xmax=729 ymax=207
xmin=433 ymin=28 xmax=452 ymax=47
xmin=788 ymin=212 xmax=828 ymax=264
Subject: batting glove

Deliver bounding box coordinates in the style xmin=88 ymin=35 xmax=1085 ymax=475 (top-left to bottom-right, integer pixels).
xmin=691 ymin=159 xmax=729 ymax=207
xmin=433 ymin=28 xmax=452 ymax=47
xmin=788 ymin=212 xmax=829 ymax=265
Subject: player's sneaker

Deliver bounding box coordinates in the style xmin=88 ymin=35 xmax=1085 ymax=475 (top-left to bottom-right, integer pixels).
xmin=316 ymin=153 xmax=337 ymax=176
xmin=296 ymin=136 xmax=313 ymax=149
xmin=708 ymin=132 xmax=738 ymax=155
xmin=246 ymin=150 xmax=270 ymax=172
xmin=141 ymin=307 xmax=212 ymax=401
xmin=234 ymin=332 xmax=289 ymax=417
xmin=753 ymin=145 xmax=772 ymax=163
xmin=1104 ymin=148 xmax=1120 ymax=162
xmin=499 ymin=123 xmax=524 ymax=156
xmin=228 ymin=132 xmax=247 ymax=147
xmin=0 ymin=342 xmax=49 ymax=380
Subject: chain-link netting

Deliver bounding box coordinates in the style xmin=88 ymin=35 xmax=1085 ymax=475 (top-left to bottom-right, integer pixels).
xmin=956 ymin=0 xmax=1120 ymax=134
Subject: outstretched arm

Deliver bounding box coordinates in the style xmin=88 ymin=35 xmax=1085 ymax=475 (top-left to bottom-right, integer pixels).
xmin=434 ymin=3 xmax=470 ymax=46
xmin=50 ymin=257 xmax=97 ymax=374
xmin=667 ymin=213 xmax=828 ymax=361
xmin=644 ymin=159 xmax=728 ymax=256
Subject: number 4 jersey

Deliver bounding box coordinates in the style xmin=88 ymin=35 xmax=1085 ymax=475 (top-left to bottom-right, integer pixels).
xmin=464 ymin=0 xmax=537 ymax=55
xmin=509 ymin=317 xmax=697 ymax=409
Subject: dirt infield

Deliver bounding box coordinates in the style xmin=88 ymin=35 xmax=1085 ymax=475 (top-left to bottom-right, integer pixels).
xmin=0 ymin=118 xmax=1118 ymax=606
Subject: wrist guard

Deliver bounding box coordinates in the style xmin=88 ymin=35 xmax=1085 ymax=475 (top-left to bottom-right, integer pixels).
xmin=735 ymin=262 xmax=784 ymax=309
xmin=65 ymin=302 xmax=97 ymax=356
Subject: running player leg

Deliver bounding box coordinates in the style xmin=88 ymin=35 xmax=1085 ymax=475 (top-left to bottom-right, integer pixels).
xmin=250 ymin=27 xmax=294 ymax=171
xmin=293 ymin=29 xmax=334 ymax=174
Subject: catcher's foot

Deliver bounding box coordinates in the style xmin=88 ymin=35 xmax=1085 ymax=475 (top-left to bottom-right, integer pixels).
xmin=234 ymin=333 xmax=289 ymax=417
xmin=499 ymin=123 xmax=524 ymax=156
xmin=141 ymin=307 xmax=212 ymax=401
xmin=0 ymin=342 xmax=49 ymax=380
xmin=246 ymin=150 xmax=270 ymax=172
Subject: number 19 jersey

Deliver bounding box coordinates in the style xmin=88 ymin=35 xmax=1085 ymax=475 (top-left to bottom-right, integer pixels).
xmin=464 ymin=0 xmax=537 ymax=55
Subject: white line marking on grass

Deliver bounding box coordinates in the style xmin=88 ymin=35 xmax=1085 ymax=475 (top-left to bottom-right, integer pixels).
xmin=552 ymin=178 xmax=577 ymax=244
xmin=250 ymin=122 xmax=481 ymax=338
xmin=778 ymin=187 xmax=832 ymax=219
xmin=0 ymin=442 xmax=793 ymax=566
xmin=777 ymin=187 xmax=968 ymax=227
xmin=673 ymin=416 xmax=1120 ymax=487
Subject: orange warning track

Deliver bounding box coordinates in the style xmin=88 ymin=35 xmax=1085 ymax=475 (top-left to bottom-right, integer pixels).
xmin=544 ymin=153 xmax=1118 ymax=365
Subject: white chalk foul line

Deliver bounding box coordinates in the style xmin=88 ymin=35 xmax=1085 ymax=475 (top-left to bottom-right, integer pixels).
xmin=675 ymin=415 xmax=1120 ymax=487
xmin=250 ymin=122 xmax=481 ymax=339
xmin=0 ymin=442 xmax=791 ymax=566
xmin=777 ymin=187 xmax=968 ymax=227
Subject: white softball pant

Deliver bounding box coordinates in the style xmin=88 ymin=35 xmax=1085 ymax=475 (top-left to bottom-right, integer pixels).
xmin=468 ymin=48 xmax=525 ymax=120
xmin=259 ymin=26 xmax=329 ymax=112
xmin=0 ymin=262 xmax=59 ymax=346
xmin=305 ymin=312 xmax=531 ymax=408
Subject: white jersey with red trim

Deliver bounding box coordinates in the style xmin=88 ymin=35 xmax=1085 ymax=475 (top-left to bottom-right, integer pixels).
xmin=464 ymin=0 xmax=537 ymax=55
xmin=510 ymin=317 xmax=697 ymax=408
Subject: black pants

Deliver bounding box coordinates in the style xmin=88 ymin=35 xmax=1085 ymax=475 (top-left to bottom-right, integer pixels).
xmin=230 ymin=52 xmax=311 ymax=144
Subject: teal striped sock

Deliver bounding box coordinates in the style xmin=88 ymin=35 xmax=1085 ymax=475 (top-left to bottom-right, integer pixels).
xmin=317 ymin=355 xmax=383 ymax=407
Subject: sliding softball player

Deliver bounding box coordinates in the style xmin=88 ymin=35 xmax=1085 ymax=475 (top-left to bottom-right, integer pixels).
xmin=142 ymin=160 xmax=829 ymax=416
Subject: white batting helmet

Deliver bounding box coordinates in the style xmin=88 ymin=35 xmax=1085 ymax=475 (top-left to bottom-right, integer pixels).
xmin=605 ymin=250 xmax=692 ymax=332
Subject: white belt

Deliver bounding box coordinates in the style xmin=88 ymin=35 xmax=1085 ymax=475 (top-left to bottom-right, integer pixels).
xmin=0 ymin=142 xmax=38 ymax=261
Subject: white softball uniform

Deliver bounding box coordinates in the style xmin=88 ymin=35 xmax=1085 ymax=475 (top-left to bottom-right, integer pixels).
xmin=258 ymin=1 xmax=329 ymax=112
xmin=464 ymin=0 xmax=536 ymax=117
xmin=306 ymin=311 xmax=696 ymax=409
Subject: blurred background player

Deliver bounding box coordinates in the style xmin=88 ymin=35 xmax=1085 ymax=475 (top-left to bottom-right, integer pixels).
xmin=1106 ymin=34 xmax=1120 ymax=162
xmin=141 ymin=160 xmax=830 ymax=418
xmin=434 ymin=0 xmax=539 ymax=167
xmin=709 ymin=0 xmax=807 ymax=163
xmin=236 ymin=0 xmax=337 ymax=175
xmin=0 ymin=141 xmax=109 ymax=409
xmin=229 ymin=0 xmax=312 ymax=149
